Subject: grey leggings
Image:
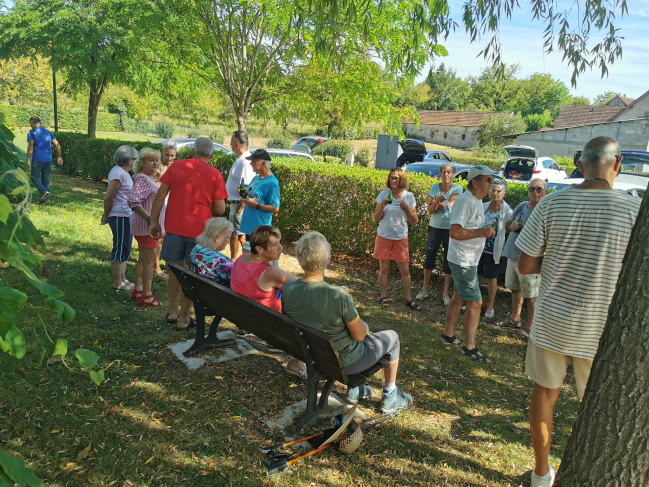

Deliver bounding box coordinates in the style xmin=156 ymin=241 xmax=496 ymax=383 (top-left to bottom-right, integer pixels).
xmin=345 ymin=330 xmax=400 ymax=375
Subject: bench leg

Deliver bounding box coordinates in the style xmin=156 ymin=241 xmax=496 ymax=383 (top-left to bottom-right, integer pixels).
xmin=293 ymin=376 xmax=345 ymax=431
xmin=183 ymin=313 xmax=236 ymax=358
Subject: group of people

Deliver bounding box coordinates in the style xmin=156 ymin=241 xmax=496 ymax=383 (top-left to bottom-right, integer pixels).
xmin=99 ymin=128 xmax=637 ymax=486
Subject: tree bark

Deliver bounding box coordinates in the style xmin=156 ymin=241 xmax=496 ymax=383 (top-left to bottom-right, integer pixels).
xmin=235 ymin=110 xmax=247 ymax=132
xmin=555 ymin=194 xmax=649 ymax=486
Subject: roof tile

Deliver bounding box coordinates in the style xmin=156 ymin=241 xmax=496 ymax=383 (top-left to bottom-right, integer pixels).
xmin=403 ymin=110 xmax=508 ymax=127
xmin=553 ymin=105 xmax=623 ymax=128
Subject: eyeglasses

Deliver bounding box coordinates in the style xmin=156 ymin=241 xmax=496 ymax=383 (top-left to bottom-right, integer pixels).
xmin=390 ymin=177 xmax=401 ymax=181
xmin=485 ymin=177 xmax=493 ymax=183
xmin=528 ymin=187 xmax=544 ymax=193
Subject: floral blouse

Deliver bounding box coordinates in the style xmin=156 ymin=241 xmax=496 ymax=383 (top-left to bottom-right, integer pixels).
xmin=187 ymin=244 xmax=233 ymax=285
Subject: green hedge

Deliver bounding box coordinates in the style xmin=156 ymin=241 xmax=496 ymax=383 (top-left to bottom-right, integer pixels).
xmin=1 ymin=105 xmax=121 ymax=132
xmin=452 ymin=154 xmax=504 ymax=171
xmin=56 ymin=134 xmax=538 ymax=265
xmin=312 ymin=139 xmax=354 ymax=159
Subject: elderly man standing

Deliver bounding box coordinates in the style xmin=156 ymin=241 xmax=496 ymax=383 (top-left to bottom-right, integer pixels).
xmin=26 ymin=116 xmax=63 ymax=203
xmin=517 ymin=137 xmax=640 ymax=487
xmin=224 ymin=131 xmax=254 ymax=260
xmin=239 ymin=149 xmax=280 ymax=245
xmin=149 ymin=137 xmax=228 ymax=330
xmin=496 ymin=178 xmax=547 ymax=339
xmin=441 ymin=165 xmax=496 ymax=363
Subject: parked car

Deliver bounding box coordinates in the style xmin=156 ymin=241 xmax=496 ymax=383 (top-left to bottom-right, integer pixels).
xmin=291 ymin=136 xmax=329 ymax=154
xmin=547 ymin=177 xmax=645 ymax=199
xmin=497 ymin=145 xmax=566 ymax=183
xmin=396 ymin=139 xmax=427 ymax=167
xmin=249 ymin=148 xmax=316 ymax=163
xmin=404 ymin=161 xmax=474 ymax=179
xmin=570 ymin=150 xmax=649 ymax=188
xmin=424 ymin=150 xmax=455 ymax=162
xmin=155 ymin=138 xmax=234 ymax=155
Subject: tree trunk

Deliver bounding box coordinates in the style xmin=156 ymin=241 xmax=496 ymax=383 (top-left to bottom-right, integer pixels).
xmin=235 ymin=111 xmax=247 ymax=132
xmin=87 ymin=88 xmax=100 ymax=139
xmin=555 ymin=195 xmax=649 ymax=486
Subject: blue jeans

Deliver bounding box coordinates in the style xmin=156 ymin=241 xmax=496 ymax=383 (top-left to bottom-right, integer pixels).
xmin=31 ymin=160 xmax=52 ymax=195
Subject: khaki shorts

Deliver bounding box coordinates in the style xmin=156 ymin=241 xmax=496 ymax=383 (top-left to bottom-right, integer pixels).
xmin=505 ymin=258 xmax=541 ymax=299
xmin=525 ymin=340 xmax=593 ymax=399
xmin=228 ymin=202 xmax=244 ymax=236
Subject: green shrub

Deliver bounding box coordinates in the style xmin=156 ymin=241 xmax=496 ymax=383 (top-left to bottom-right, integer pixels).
xmin=1 ymin=105 xmax=120 ymax=131
xmin=155 ymin=121 xmax=175 ymax=139
xmin=312 ymin=155 xmax=343 ymax=164
xmin=355 ymin=146 xmax=376 ymax=167
xmin=1 ymin=105 xmax=51 ymax=127
xmin=452 ymin=154 xmax=504 ymax=171
xmin=267 ymin=134 xmax=293 ymax=149
xmin=187 ymin=126 xmax=200 ymax=139
xmin=209 ymin=128 xmax=227 ymax=145
xmin=312 ymin=139 xmax=353 ymax=159
xmin=359 ymin=127 xmax=380 ymax=139
xmin=122 ymin=118 xmax=155 ymax=135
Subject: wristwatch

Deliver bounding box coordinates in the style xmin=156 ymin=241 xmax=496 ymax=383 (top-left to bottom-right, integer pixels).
xmin=256 ymin=203 xmax=261 ymax=210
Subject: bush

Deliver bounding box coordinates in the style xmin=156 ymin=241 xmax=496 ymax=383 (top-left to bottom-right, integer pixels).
xmin=209 ymin=128 xmax=227 ymax=145
xmin=312 ymin=139 xmax=353 ymax=159
xmin=267 ymin=134 xmax=293 ymax=149
xmin=355 ymin=146 xmax=376 ymax=167
xmin=187 ymin=126 xmax=200 ymax=139
xmin=452 ymin=154 xmax=504 ymax=171
xmin=524 ymin=110 xmax=554 ymax=132
xmin=477 ymin=113 xmax=527 ymax=147
xmin=359 ymin=127 xmax=380 ymax=139
xmin=155 ymin=121 xmax=175 ymax=139
xmin=312 ymin=155 xmax=343 ymax=164
xmin=1 ymin=104 xmax=121 ymax=132
xmin=121 ymin=118 xmax=156 ymax=135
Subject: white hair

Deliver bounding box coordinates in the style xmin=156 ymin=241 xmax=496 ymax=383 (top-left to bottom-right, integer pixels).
xmin=295 ymin=231 xmax=331 ymax=275
xmin=196 ymin=218 xmax=233 ymax=248
xmin=161 ymin=139 xmax=179 ymax=152
xmin=491 ymin=180 xmax=507 ymax=193
xmin=113 ymin=145 xmax=137 ymax=167
xmin=529 ymin=178 xmax=547 ymax=189
xmin=582 ymin=137 xmax=620 ymax=167
xmin=194 ymin=136 xmax=214 ymax=157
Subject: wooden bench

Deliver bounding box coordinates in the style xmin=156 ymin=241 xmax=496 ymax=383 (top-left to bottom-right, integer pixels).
xmin=168 ymin=262 xmax=384 ymax=429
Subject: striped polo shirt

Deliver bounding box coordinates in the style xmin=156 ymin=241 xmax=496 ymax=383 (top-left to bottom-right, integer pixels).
xmin=516 ymin=187 xmax=641 ymax=360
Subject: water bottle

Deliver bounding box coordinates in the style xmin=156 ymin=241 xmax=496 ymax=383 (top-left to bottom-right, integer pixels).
xmin=239 ymin=178 xmax=246 ymax=198
xmin=386 ymin=190 xmax=393 ymax=205
xmin=491 ymin=215 xmax=500 ymax=231
xmin=442 ymin=199 xmax=451 ymax=217
xmin=515 ymin=213 xmax=524 ymax=232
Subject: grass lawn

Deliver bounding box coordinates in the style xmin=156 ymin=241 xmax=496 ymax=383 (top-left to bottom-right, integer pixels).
xmin=1 ymin=173 xmax=580 ymax=486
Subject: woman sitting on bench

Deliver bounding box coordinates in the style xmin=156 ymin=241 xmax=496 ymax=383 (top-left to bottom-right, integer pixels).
xmin=230 ymin=225 xmax=306 ymax=379
xmin=282 ymin=231 xmax=413 ymax=414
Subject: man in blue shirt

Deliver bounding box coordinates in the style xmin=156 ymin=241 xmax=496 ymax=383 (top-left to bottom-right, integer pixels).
xmin=26 ymin=116 xmax=63 ymax=203
xmin=239 ymin=149 xmax=280 ymax=241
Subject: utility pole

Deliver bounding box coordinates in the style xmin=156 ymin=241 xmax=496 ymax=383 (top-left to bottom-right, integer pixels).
xmin=52 ymin=69 xmax=59 ymax=132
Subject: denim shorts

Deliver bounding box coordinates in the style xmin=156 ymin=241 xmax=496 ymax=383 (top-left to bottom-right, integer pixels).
xmin=160 ymin=232 xmax=196 ymax=264
xmin=108 ymin=216 xmax=132 ymax=263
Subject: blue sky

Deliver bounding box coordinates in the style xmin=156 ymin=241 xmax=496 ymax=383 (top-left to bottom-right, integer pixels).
xmin=424 ymin=0 xmax=649 ymax=101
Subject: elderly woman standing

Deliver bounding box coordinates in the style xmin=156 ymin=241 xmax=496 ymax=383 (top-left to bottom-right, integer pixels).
xmin=154 ymin=140 xmax=178 ymax=279
xmin=477 ymin=180 xmax=512 ymax=318
xmin=372 ymin=167 xmax=420 ymax=309
xmin=128 ymin=147 xmax=165 ymax=306
xmin=101 ymin=145 xmax=136 ymax=291
xmin=282 ymin=232 xmax=412 ymax=413
xmin=416 ymin=163 xmax=463 ymax=304
xmin=497 ymin=178 xmax=547 ymax=338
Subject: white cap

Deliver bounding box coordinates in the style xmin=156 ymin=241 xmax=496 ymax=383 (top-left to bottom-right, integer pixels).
xmin=467 ymin=165 xmax=496 ymax=182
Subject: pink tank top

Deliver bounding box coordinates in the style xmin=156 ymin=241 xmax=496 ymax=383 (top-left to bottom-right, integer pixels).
xmin=230 ymin=256 xmax=282 ymax=313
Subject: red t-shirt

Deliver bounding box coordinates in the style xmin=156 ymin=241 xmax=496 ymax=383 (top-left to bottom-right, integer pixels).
xmin=160 ymin=158 xmax=227 ymax=238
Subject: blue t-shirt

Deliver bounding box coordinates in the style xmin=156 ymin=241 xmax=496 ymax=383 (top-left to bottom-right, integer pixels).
xmin=27 ymin=127 xmax=55 ymax=162
xmin=239 ymin=174 xmax=280 ymax=235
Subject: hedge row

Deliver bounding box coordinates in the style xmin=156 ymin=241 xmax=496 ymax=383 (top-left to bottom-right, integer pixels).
xmin=452 ymin=154 xmax=503 ymax=170
xmin=1 ymin=105 xmax=121 ymax=132
xmin=56 ymin=134 xmax=537 ymax=266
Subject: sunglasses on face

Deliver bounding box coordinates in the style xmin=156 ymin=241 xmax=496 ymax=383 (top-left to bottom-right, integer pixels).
xmin=529 ymin=187 xmax=544 ymax=193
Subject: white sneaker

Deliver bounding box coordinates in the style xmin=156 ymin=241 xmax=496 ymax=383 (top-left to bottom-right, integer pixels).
xmin=461 ymin=305 xmax=466 ymax=311
xmin=484 ymin=309 xmax=494 ymax=318
xmin=443 ymin=294 xmax=451 ymax=306
xmin=415 ymin=289 xmax=429 ymax=300
xmin=530 ymin=466 xmax=556 ymax=487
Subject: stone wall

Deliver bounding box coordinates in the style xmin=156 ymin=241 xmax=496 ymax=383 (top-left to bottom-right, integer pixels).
xmin=401 ymin=123 xmax=478 ymax=149
xmin=613 ymin=96 xmax=649 ymax=121
xmin=514 ymin=119 xmax=649 ymax=157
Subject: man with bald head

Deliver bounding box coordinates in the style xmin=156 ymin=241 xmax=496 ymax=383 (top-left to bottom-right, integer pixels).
xmin=516 ymin=137 xmax=641 ymax=486
xmin=149 ymin=137 xmax=227 ymax=329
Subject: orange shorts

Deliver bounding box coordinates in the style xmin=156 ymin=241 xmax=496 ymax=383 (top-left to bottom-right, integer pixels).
xmin=372 ymin=235 xmax=409 ymax=263
xmin=134 ymin=235 xmax=159 ymax=249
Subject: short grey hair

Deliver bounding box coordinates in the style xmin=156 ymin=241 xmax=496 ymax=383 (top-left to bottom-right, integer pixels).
xmin=439 ymin=162 xmax=455 ymax=175
xmin=194 ymin=136 xmax=214 ymax=157
xmin=582 ymin=137 xmax=620 ymax=167
xmin=196 ymin=217 xmax=233 ymax=249
xmin=295 ymin=231 xmax=331 ymax=275
xmin=529 ymin=177 xmax=547 ymax=189
xmin=161 ymin=139 xmax=179 ymax=152
xmin=491 ymin=180 xmax=507 ymax=193
xmin=114 ymin=145 xmax=137 ymax=167
xmin=133 ymin=147 xmax=161 ymax=175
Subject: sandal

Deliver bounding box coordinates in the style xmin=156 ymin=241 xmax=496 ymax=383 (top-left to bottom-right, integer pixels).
xmin=176 ymin=318 xmax=196 ymax=330
xmin=513 ymin=328 xmax=530 ymax=340
xmin=131 ymin=289 xmax=144 ymax=301
xmin=140 ymin=294 xmax=162 ymax=307
xmin=405 ymin=299 xmax=422 ymax=311
xmin=113 ymin=281 xmax=135 ymax=292
xmin=379 ymin=297 xmax=390 ymax=307
xmin=440 ymin=334 xmax=463 ymax=346
xmin=495 ymin=316 xmax=523 ymax=328
xmin=166 ymin=313 xmax=178 ymax=324
xmin=236 ymin=329 xmax=251 ymax=338
xmin=155 ymin=271 xmax=169 ymax=280
xmin=284 ymin=364 xmax=308 ymax=380
xmin=461 ymin=346 xmax=492 ymax=364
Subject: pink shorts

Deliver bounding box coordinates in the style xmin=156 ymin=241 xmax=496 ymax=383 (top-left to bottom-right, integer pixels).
xmin=134 ymin=235 xmax=159 ymax=249
xmin=372 ymin=235 xmax=409 ymax=263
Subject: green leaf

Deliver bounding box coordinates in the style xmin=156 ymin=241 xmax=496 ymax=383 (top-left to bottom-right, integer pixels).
xmin=0 ymin=287 xmax=28 ymax=314
xmin=90 ymin=369 xmax=105 ymax=386
xmin=0 ymin=326 xmax=25 ymax=359
xmin=0 ymin=449 xmax=43 ymax=487
xmin=0 ymin=195 xmax=11 ymax=224
xmin=52 ymin=338 xmax=68 ymax=357
xmin=44 ymin=297 xmax=75 ymax=323
xmin=0 ymin=466 xmax=14 ymax=487
xmin=74 ymin=349 xmax=98 ymax=368
xmin=9 ymin=186 xmax=24 ymax=196
xmin=0 ymin=303 xmax=15 ymax=340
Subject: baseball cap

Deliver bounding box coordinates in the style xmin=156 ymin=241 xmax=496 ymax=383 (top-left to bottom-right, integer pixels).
xmin=246 ymin=148 xmax=272 ymax=162
xmin=467 ymin=165 xmax=496 ymax=182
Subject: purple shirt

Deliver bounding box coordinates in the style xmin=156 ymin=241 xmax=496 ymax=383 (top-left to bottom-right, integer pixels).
xmin=107 ymin=165 xmax=133 ymax=218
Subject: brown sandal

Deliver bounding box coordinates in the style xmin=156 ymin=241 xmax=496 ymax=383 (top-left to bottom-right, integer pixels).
xmin=379 ymin=297 xmax=390 ymax=307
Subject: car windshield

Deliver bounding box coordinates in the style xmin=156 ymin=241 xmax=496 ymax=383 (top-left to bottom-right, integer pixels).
xmin=296 ymin=138 xmax=320 ymax=149
xmin=620 ymin=157 xmax=649 ymax=177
